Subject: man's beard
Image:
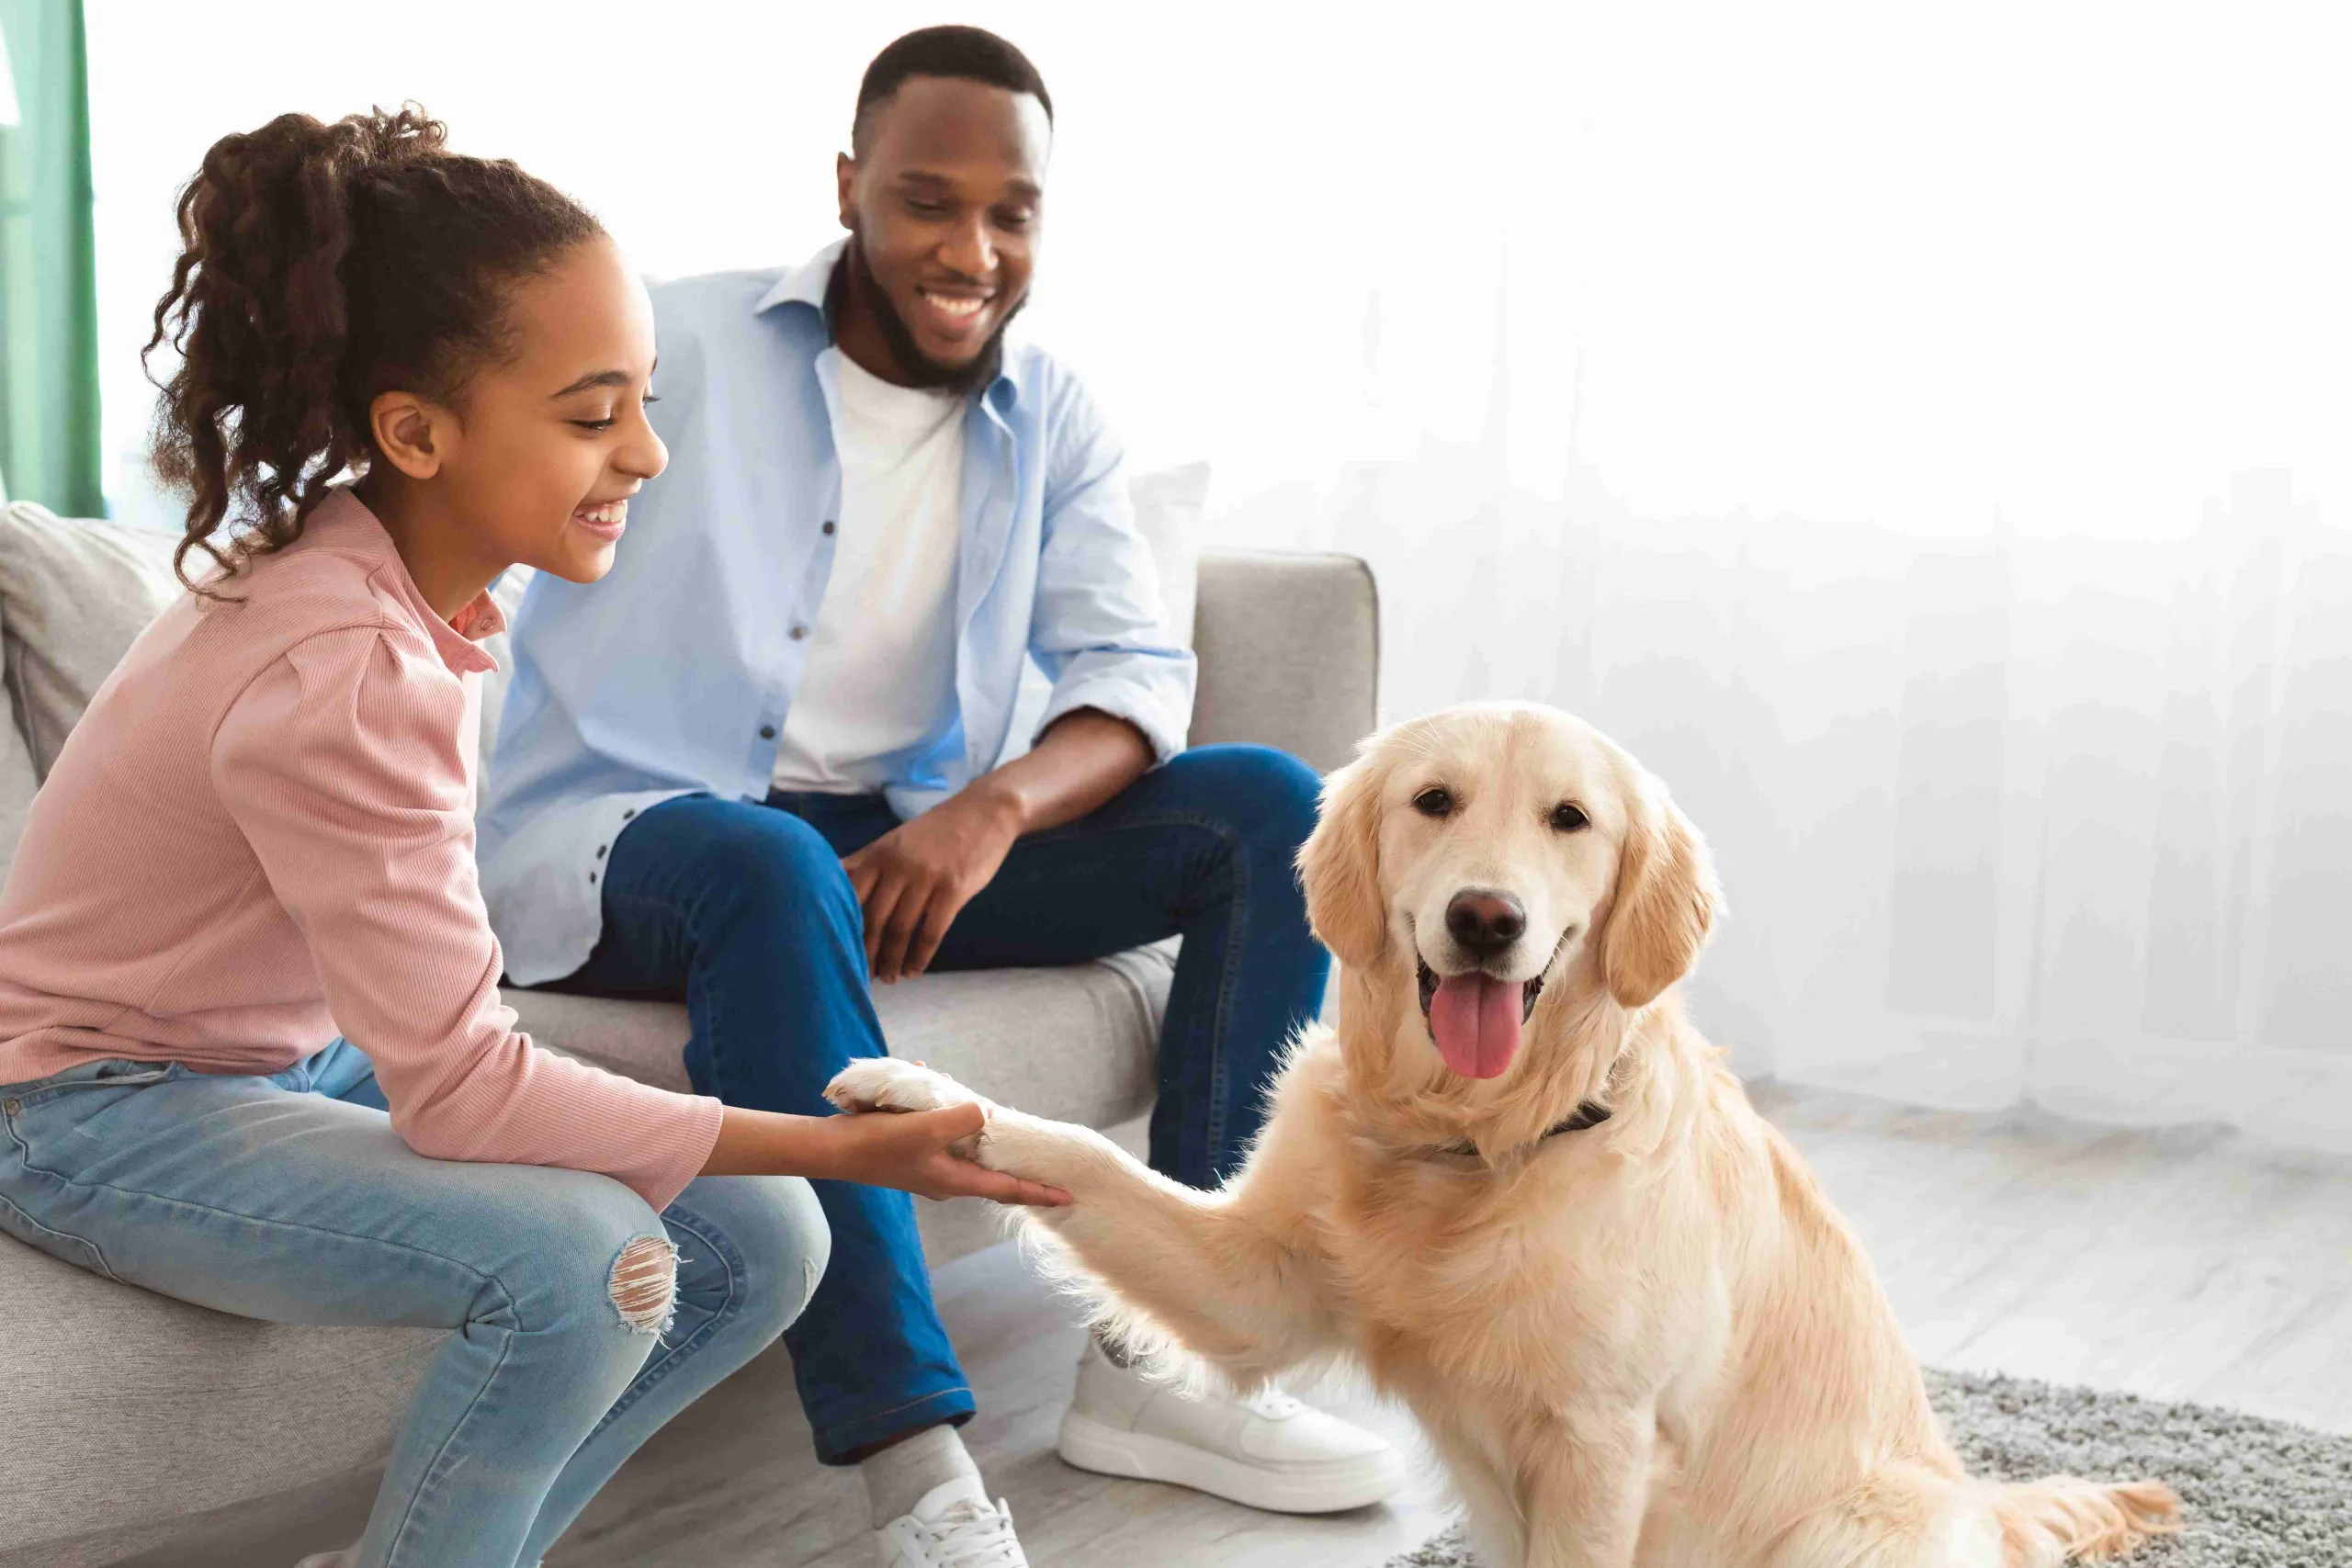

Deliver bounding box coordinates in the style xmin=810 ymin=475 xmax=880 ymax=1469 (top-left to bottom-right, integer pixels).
xmin=840 ymin=233 xmax=1025 ymax=395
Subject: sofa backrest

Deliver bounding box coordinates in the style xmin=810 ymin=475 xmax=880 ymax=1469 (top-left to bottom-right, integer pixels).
xmin=0 ymin=503 xmax=184 ymax=884
xmin=0 ymin=463 xmax=1214 ymax=879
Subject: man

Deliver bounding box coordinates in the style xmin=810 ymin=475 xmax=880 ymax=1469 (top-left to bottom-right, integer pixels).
xmin=479 ymin=25 xmax=1403 ymax=1568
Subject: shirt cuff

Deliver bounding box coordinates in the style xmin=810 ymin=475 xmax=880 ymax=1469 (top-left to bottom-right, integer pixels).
xmin=1034 ymin=658 xmax=1194 ymax=766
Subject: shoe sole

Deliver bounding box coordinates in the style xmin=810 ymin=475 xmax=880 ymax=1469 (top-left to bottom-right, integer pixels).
xmin=1055 ymin=1411 xmax=1406 ymax=1515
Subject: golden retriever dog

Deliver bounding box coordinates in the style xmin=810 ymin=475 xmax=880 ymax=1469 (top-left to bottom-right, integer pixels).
xmin=828 ymin=703 xmax=2180 ymax=1568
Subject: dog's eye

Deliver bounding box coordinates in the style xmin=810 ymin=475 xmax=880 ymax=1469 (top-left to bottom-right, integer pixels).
xmin=1550 ymin=801 xmax=1590 ymax=832
xmin=1412 ymin=786 xmax=1454 ymax=818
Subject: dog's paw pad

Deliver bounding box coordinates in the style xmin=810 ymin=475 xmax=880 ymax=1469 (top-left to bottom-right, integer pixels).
xmin=822 ymin=1059 xmax=973 ymax=1116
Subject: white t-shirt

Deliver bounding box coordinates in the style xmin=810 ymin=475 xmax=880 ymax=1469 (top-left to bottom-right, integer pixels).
xmin=770 ymin=355 xmax=967 ymax=794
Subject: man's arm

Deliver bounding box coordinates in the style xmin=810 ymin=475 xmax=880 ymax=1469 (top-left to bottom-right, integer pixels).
xmin=845 ymin=368 xmax=1190 ymax=981
xmin=843 ymin=709 xmax=1150 ymax=981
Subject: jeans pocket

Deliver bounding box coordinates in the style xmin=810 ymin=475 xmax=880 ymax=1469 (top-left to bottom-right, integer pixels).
xmin=2 ymin=1059 xmax=177 ymax=1103
xmin=0 ymin=1186 xmax=123 ymax=1282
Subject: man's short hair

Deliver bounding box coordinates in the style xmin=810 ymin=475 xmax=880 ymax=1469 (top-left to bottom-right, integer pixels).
xmin=853 ymin=25 xmax=1054 ymax=152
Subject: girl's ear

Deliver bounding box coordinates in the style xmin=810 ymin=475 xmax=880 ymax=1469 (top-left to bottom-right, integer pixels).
xmin=1298 ymin=749 xmax=1390 ymax=971
xmin=1599 ymin=774 xmax=1722 ymax=1010
xmin=368 ymin=390 xmax=446 ymax=480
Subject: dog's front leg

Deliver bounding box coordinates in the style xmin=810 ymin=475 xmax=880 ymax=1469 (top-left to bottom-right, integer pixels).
xmin=1519 ymin=1404 xmax=1656 ymax=1568
xmin=981 ymin=1106 xmax=1340 ymax=1388
xmin=825 ymin=1058 xmax=1339 ymax=1387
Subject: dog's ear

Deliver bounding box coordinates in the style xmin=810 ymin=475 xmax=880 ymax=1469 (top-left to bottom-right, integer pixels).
xmin=1297 ymin=752 xmax=1388 ymax=970
xmin=1600 ymin=776 xmax=1722 ymax=1009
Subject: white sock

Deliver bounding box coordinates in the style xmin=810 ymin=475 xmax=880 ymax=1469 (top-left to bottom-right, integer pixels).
xmin=860 ymin=1422 xmax=981 ymax=1528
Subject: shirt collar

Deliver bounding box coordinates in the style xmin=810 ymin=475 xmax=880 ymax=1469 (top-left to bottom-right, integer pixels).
xmin=308 ymin=488 xmax=505 ymax=676
xmin=754 ymin=236 xmax=850 ymax=317
xmin=753 ymin=236 xmax=1025 ymax=417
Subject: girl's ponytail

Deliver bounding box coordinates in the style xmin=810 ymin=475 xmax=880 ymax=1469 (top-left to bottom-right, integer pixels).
xmin=144 ymin=107 xmax=600 ymax=592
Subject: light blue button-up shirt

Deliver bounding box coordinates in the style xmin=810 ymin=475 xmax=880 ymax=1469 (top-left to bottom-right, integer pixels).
xmin=478 ymin=239 xmax=1196 ymax=986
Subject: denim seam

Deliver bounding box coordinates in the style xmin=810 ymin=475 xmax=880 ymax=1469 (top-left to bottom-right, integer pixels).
xmin=0 ymin=1187 xmax=118 ymax=1280
xmin=0 ymin=1153 xmax=518 ymax=1289
xmin=1014 ymin=807 xmax=1251 ymax=1179
xmin=822 ymin=1385 xmax=978 ymax=1458
xmin=6 ymin=1064 xmax=177 ymax=1111
xmin=382 ymin=1280 xmax=523 ymax=1567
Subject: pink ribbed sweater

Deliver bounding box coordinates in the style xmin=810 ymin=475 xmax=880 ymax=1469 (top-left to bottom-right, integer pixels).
xmin=0 ymin=490 xmax=722 ymax=1210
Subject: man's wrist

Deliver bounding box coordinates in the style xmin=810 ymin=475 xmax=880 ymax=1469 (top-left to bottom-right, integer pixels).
xmin=961 ymin=773 xmax=1032 ymax=840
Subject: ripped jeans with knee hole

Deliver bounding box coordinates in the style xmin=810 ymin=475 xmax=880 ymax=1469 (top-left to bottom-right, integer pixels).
xmin=0 ymin=1039 xmax=831 ymax=1568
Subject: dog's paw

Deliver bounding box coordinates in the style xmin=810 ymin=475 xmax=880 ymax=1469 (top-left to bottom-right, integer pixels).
xmin=967 ymin=1111 xmax=1121 ymax=1210
xmin=822 ymin=1058 xmax=986 ymax=1118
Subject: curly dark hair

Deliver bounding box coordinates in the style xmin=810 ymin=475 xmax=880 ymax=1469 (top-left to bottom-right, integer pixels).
xmin=144 ymin=106 xmax=603 ymax=593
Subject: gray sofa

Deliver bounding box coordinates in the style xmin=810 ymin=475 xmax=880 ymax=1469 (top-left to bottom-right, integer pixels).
xmin=0 ymin=490 xmax=1378 ymax=1568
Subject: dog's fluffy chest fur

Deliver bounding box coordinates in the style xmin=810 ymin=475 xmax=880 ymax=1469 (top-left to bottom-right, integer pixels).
xmin=1304 ymin=1060 xmax=1702 ymax=1411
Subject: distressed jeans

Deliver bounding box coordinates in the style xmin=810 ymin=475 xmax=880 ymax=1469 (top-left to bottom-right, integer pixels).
xmin=0 ymin=1040 xmax=829 ymax=1568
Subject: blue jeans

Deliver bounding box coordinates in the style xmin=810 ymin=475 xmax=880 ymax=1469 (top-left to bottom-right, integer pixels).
xmin=0 ymin=1042 xmax=828 ymax=1568
xmin=543 ymin=742 xmax=1330 ymax=1463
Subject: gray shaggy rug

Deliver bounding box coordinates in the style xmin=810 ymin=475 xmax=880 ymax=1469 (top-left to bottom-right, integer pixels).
xmin=1383 ymin=1369 xmax=2351 ymax=1566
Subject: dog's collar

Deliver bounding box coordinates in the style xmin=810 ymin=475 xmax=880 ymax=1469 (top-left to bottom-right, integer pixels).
xmin=1422 ymin=1101 xmax=1612 ymax=1160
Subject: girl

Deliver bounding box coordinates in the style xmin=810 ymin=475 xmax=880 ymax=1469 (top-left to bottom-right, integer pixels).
xmin=0 ymin=107 xmax=1062 ymax=1568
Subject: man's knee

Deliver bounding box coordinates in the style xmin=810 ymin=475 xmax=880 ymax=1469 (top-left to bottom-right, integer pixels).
xmin=657 ymin=801 xmax=856 ymax=926
xmin=1172 ymin=744 xmax=1324 ymax=849
xmin=735 ymin=813 xmax=854 ymax=903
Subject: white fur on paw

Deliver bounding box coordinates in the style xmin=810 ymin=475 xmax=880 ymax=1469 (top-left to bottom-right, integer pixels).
xmin=821 ymin=1058 xmax=982 ymax=1117
xmin=967 ymin=1112 xmax=1098 ymax=1203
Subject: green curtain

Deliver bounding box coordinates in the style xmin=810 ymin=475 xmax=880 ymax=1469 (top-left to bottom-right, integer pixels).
xmin=0 ymin=0 xmax=101 ymax=515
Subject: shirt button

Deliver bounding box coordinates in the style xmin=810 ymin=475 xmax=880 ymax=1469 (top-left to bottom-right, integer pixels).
xmin=589 ymin=871 xmax=598 ymax=885
xmin=789 ymin=625 xmax=808 ymax=641
xmin=621 ymin=807 xmax=636 ymax=820
xmin=595 ymin=844 xmax=608 ymax=859
xmin=760 ymin=725 xmax=777 ymax=739
xmin=821 ymin=520 xmax=837 ymax=536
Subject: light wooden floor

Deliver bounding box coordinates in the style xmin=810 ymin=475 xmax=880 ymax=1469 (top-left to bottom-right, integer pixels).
xmin=144 ymin=1082 xmax=2352 ymax=1568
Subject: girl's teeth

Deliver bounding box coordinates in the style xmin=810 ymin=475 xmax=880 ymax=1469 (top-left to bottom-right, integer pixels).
xmin=925 ymin=293 xmax=985 ymax=317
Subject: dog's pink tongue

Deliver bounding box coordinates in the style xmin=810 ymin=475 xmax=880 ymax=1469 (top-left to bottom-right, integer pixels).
xmin=1429 ymin=974 xmax=1525 ymax=1078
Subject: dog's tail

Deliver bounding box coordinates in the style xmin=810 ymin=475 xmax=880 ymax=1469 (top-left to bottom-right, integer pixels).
xmin=1987 ymin=1476 xmax=2181 ymax=1565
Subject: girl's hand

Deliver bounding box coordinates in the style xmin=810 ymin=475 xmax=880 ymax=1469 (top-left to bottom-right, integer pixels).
xmin=803 ymin=1101 xmax=1071 ymax=1207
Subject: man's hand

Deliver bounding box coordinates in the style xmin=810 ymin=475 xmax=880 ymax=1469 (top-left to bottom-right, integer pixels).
xmin=842 ymin=787 xmax=1023 ymax=982
xmin=842 ymin=710 xmax=1154 ymax=983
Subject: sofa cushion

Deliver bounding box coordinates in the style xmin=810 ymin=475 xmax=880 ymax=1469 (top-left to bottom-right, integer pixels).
xmin=0 ymin=503 xmax=182 ymax=781
xmin=0 ymin=1237 xmax=440 ymax=1559
xmin=511 ymin=942 xmax=1171 ymax=1132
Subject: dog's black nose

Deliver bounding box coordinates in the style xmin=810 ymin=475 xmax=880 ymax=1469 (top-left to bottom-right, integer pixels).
xmin=1445 ymin=890 xmax=1526 ymax=957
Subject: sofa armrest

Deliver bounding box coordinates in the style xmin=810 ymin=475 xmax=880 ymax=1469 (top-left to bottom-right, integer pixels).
xmin=1189 ymin=548 xmax=1378 ymax=775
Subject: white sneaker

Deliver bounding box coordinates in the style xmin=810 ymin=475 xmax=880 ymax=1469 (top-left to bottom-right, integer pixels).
xmin=873 ymin=1475 xmax=1029 ymax=1567
xmin=1056 ymin=1337 xmax=1406 ymax=1513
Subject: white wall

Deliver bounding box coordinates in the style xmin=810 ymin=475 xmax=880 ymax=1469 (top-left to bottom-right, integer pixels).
xmin=84 ymin=1 xmax=2352 ymax=1147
